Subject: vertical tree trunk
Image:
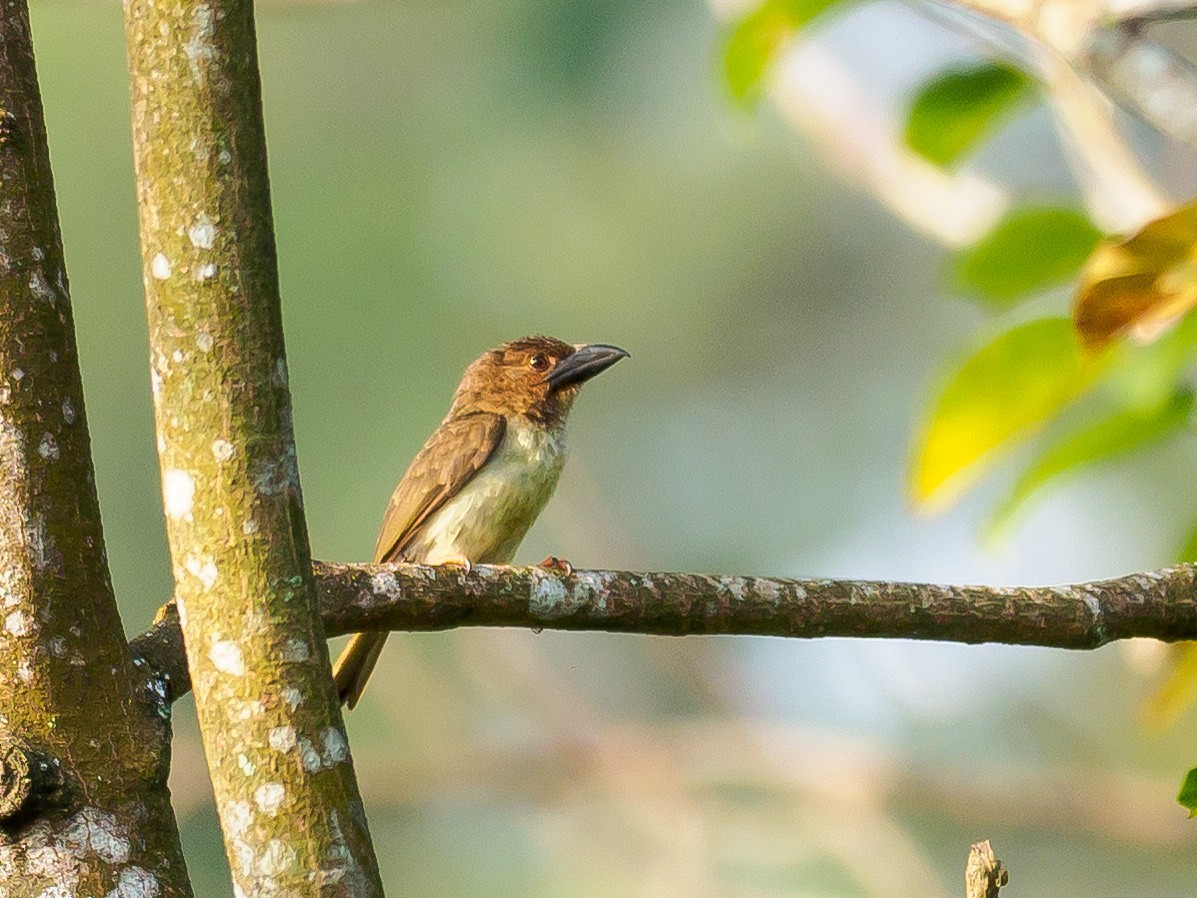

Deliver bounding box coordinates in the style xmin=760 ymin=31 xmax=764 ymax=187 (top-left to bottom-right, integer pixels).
xmin=122 ymin=2 xmax=385 ymax=895
xmin=0 ymin=2 xmax=193 ymax=894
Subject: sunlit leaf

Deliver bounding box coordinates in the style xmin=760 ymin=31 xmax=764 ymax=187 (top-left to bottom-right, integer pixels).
xmin=722 ymin=0 xmax=849 ymax=104
xmin=1145 ymin=644 xmax=1197 ymax=732
xmin=951 ymin=206 xmax=1102 ymax=308
xmin=985 ymin=388 xmax=1193 ymax=539
xmin=1179 ymin=767 xmax=1197 ymax=817
xmin=1074 ymin=201 xmax=1197 ymax=349
xmin=1181 ymin=520 xmax=1197 ymax=564
xmin=910 ymin=318 xmax=1104 ymax=512
xmin=1141 ymin=526 xmax=1197 ymax=732
xmin=1108 ymin=307 xmax=1197 ymax=410
xmin=905 ymin=62 xmax=1034 ymax=168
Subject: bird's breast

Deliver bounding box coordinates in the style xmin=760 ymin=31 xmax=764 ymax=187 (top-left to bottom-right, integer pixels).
xmin=407 ymin=419 xmax=568 ymax=565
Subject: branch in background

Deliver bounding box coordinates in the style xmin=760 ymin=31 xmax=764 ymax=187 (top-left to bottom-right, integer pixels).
xmin=122 ymin=0 xmax=383 ymax=893
xmin=937 ymin=0 xmax=1197 ymax=165
xmin=1084 ymin=23 xmax=1197 ymax=150
xmin=771 ymin=41 xmax=1010 ymax=247
xmin=1037 ymin=49 xmax=1172 ymax=231
xmin=132 ymin=560 xmax=1197 ymax=702
xmin=919 ymin=0 xmax=1172 ymax=234
xmin=164 ymin=711 xmax=1187 ymax=892
xmin=0 ymin=2 xmax=192 ymax=893
xmin=716 ymin=0 xmax=1179 ymax=241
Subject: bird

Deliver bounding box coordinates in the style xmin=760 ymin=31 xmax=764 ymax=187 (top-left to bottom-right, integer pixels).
xmin=332 ymin=335 xmax=629 ymax=708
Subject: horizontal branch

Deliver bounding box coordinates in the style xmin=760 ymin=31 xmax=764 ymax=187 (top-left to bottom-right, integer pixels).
xmin=131 ymin=561 xmax=1197 ymax=702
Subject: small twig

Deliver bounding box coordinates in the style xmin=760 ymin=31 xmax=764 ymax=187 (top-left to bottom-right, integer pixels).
xmin=130 ymin=560 xmax=1197 ymax=703
xmin=965 ymin=840 xmax=1008 ymax=898
xmin=1083 ymin=24 xmax=1197 ymax=150
xmin=770 ymin=40 xmax=1009 ymax=248
xmin=1039 ymin=50 xmax=1172 ymax=231
xmin=933 ymin=0 xmax=1197 ymax=154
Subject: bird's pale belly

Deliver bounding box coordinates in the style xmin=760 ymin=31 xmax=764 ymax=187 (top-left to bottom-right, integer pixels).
xmin=406 ymin=420 xmax=568 ymax=565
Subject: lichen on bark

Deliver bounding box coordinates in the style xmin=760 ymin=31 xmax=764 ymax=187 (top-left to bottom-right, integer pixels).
xmin=0 ymin=1 xmax=192 ymax=893
xmin=123 ymin=1 xmax=383 ymax=894
xmin=131 ymin=559 xmax=1197 ymax=705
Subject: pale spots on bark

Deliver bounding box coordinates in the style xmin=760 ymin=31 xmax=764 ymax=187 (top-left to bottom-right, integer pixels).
xmin=123 ymin=0 xmax=383 ymax=892
xmin=131 ymin=559 xmax=1197 ymax=707
xmin=0 ymin=1 xmax=191 ymax=893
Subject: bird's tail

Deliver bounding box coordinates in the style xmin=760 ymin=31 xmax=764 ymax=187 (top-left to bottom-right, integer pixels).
xmin=333 ymin=631 xmax=388 ymax=710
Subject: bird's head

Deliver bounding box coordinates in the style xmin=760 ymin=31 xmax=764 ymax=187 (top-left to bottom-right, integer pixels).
xmin=451 ymin=335 xmax=628 ymax=425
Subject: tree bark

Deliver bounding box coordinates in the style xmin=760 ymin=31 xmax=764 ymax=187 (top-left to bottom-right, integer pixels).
xmin=964 ymin=840 xmax=1007 ymax=898
xmin=122 ymin=1 xmax=384 ymax=895
xmin=132 ymin=560 xmax=1197 ymax=702
xmin=0 ymin=3 xmax=193 ymax=894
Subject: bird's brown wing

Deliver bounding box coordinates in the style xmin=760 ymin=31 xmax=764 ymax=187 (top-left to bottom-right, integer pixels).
xmin=372 ymin=410 xmax=507 ymax=563
xmin=334 ymin=411 xmax=506 ymax=709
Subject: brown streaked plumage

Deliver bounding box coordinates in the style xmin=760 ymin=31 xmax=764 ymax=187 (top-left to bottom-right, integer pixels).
xmin=333 ymin=335 xmax=628 ymax=708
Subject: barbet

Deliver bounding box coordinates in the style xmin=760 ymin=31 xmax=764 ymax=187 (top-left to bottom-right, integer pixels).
xmin=333 ymin=335 xmax=628 ymax=708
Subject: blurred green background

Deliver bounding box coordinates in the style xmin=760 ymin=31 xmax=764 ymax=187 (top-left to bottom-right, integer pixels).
xmin=28 ymin=0 xmax=1197 ymax=894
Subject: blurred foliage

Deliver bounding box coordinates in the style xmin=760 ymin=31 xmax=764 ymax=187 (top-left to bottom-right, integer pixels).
xmin=894 ymin=54 xmax=1197 ymax=543
xmin=1145 ymin=644 xmax=1197 ymax=733
xmin=890 ymin=51 xmax=1197 ymax=808
xmin=1144 ymin=534 xmax=1197 ymax=743
xmin=1180 ymin=518 xmax=1197 ymax=564
xmin=511 ymin=0 xmax=642 ymax=95
xmin=985 ymin=388 xmax=1194 ymax=541
xmin=1074 ymin=201 xmax=1197 ymax=349
xmin=950 ymin=206 xmax=1102 ymax=308
xmin=910 ymin=318 xmax=1102 ymax=511
xmin=721 ymin=0 xmax=852 ymax=103
xmin=1178 ymin=767 xmax=1197 ymax=818
xmin=904 ymin=62 xmax=1035 ymax=168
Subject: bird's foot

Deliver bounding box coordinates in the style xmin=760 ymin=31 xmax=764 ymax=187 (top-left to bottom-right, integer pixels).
xmin=439 ymin=554 xmax=472 ymax=574
xmin=537 ymin=555 xmax=573 ymax=576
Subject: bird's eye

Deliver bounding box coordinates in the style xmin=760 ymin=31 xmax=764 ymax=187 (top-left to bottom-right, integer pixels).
xmin=529 ymin=353 xmax=550 ymax=371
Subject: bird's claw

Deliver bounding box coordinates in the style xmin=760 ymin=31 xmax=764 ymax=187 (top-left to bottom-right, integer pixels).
xmin=441 ymin=555 xmax=472 ymax=574
xmin=537 ymin=555 xmax=573 ymax=576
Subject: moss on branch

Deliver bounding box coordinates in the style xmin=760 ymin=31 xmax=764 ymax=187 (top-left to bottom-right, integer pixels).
xmin=0 ymin=2 xmax=191 ymax=893
xmin=123 ymin=0 xmax=383 ymax=894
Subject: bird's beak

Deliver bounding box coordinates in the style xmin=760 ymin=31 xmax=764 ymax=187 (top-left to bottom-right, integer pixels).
xmin=546 ymin=343 xmax=629 ymax=389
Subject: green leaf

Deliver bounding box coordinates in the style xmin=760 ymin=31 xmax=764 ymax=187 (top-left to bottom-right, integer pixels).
xmin=951 ymin=206 xmax=1103 ymax=308
xmin=985 ymin=388 xmax=1194 ymax=539
xmin=905 ymin=62 xmax=1034 ymax=167
xmin=1107 ymin=306 xmax=1197 ymax=409
xmin=1180 ymin=520 xmax=1197 ymax=564
xmin=1177 ymin=767 xmax=1197 ymax=817
xmin=722 ymin=0 xmax=849 ymax=104
xmin=910 ymin=318 xmax=1103 ymax=512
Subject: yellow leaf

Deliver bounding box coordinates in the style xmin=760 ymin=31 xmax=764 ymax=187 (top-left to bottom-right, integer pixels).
xmin=1074 ymin=202 xmax=1197 ymax=349
xmin=1143 ymin=643 xmax=1197 ymax=732
xmin=910 ymin=318 xmax=1102 ymax=512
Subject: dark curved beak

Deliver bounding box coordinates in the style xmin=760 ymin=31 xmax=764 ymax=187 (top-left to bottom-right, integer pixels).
xmin=546 ymin=343 xmax=629 ymax=389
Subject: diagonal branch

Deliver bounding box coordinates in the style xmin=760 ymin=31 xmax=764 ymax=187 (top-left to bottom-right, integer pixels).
xmin=1083 ymin=22 xmax=1197 ymax=148
xmin=937 ymin=0 xmax=1197 ymax=155
xmin=770 ymin=40 xmax=1010 ymax=247
xmin=132 ymin=560 xmax=1197 ymax=702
